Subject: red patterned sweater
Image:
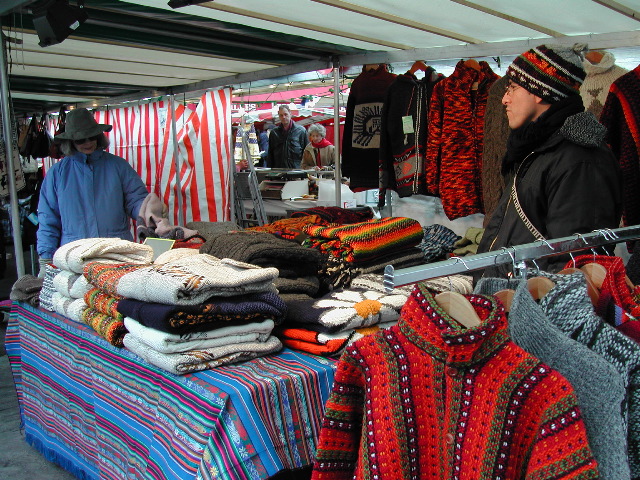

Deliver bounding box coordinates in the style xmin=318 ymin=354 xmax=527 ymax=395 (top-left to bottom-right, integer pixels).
xmin=311 ymin=284 xmax=599 ymax=480
xmin=425 ymin=60 xmax=499 ymax=220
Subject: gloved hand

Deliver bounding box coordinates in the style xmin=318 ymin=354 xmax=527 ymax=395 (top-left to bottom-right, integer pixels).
xmin=38 ymin=257 xmax=52 ymax=278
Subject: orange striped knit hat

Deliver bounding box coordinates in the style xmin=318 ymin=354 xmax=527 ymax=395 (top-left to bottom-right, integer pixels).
xmin=506 ymin=43 xmax=587 ymax=103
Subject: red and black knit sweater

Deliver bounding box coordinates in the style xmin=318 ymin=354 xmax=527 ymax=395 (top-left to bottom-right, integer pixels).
xmin=311 ymin=284 xmax=599 ymax=480
xmin=425 ymin=60 xmax=499 ymax=220
xmin=600 ymin=65 xmax=640 ymax=238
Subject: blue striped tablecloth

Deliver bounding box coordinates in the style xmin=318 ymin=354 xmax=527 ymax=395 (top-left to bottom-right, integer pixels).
xmin=5 ymin=302 xmax=336 ymax=480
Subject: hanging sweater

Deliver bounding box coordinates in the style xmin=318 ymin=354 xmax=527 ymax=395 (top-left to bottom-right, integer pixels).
xmin=475 ymin=277 xmax=630 ymax=480
xmin=311 ymin=284 xmax=599 ymax=480
xmin=378 ymin=68 xmax=443 ymax=201
xmin=425 ymin=60 xmax=499 ymax=220
xmin=580 ymin=51 xmax=628 ymax=119
xmin=537 ymin=271 xmax=640 ymax=479
xmin=600 ymin=65 xmax=640 ymax=233
xmin=341 ymin=65 xmax=397 ymax=192
xmin=481 ymin=75 xmax=509 ymax=221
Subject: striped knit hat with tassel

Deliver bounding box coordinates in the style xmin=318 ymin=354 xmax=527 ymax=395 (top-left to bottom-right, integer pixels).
xmin=506 ymin=43 xmax=587 ymax=103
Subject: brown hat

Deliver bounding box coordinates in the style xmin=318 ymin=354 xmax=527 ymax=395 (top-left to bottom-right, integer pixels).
xmin=54 ymin=108 xmax=112 ymax=141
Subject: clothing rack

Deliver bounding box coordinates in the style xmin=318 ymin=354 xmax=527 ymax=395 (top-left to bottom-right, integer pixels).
xmin=384 ymin=225 xmax=640 ymax=292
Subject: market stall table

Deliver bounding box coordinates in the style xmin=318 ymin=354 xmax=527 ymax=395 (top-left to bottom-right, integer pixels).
xmin=5 ymin=302 xmax=336 ymax=480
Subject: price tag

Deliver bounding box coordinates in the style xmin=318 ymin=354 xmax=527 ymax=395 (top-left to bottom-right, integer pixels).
xmin=402 ymin=116 xmax=414 ymax=134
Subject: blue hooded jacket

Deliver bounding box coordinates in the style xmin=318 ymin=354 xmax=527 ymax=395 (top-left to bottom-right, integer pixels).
xmin=37 ymin=149 xmax=149 ymax=258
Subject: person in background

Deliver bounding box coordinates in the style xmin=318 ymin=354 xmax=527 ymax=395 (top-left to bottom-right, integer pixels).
xmin=266 ymin=105 xmax=308 ymax=169
xmin=301 ymin=123 xmax=335 ymax=170
xmin=258 ymin=122 xmax=274 ymax=167
xmin=37 ymin=108 xmax=150 ymax=275
xmin=477 ymin=43 xmax=622 ymax=276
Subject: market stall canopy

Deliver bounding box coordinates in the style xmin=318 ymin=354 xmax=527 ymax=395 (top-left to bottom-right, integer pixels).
xmin=4 ymin=0 xmax=640 ymax=115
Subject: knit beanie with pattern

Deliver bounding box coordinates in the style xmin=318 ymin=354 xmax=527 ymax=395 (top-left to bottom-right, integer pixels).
xmin=507 ymin=43 xmax=587 ymax=103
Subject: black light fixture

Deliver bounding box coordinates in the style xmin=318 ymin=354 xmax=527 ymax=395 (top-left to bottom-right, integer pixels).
xmin=167 ymin=0 xmax=213 ymax=8
xmin=31 ymin=0 xmax=88 ymax=47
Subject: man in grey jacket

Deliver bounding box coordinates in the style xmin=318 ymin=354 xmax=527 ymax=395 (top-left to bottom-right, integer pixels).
xmin=478 ymin=43 xmax=622 ymax=276
xmin=266 ymin=105 xmax=308 ymax=169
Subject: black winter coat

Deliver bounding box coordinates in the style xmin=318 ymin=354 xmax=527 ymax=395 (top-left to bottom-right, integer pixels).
xmin=266 ymin=121 xmax=308 ymax=169
xmin=477 ymin=111 xmax=622 ymax=277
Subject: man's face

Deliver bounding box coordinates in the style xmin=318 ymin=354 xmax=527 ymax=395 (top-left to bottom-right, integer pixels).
xmin=502 ymin=80 xmax=543 ymax=130
xmin=278 ymin=108 xmax=291 ymax=128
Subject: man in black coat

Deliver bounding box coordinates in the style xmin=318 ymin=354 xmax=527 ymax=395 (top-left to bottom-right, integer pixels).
xmin=266 ymin=105 xmax=308 ymax=169
xmin=477 ymin=43 xmax=622 ymax=277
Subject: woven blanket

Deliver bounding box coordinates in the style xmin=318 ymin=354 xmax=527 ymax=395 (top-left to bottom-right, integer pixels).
xmin=199 ymin=231 xmax=323 ymax=278
xmin=52 ymin=270 xmax=91 ymax=299
xmin=123 ymin=334 xmax=283 ymax=374
xmin=51 ymin=292 xmax=87 ymax=323
xmin=53 ymin=238 xmax=153 ymax=274
xmin=38 ymin=264 xmax=60 ymax=312
xmin=302 ymin=217 xmax=423 ymax=263
xmin=10 ymin=275 xmax=43 ymax=306
xmin=289 ymin=206 xmax=374 ymax=224
xmin=124 ymin=316 xmax=275 ymax=353
xmin=82 ymin=307 xmax=127 ymax=347
xmin=84 ymin=287 xmax=123 ymax=321
xmin=117 ymin=290 xmax=287 ymax=333
xmin=282 ymin=275 xmax=413 ymax=333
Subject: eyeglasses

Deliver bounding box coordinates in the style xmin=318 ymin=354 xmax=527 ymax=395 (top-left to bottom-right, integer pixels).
xmin=504 ymin=82 xmax=522 ymax=96
xmin=73 ymin=135 xmax=99 ymax=145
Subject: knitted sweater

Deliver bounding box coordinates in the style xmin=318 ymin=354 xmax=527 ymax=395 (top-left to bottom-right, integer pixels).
xmin=580 ymin=51 xmax=628 ymax=119
xmin=311 ymin=284 xmax=599 ymax=480
xmin=378 ymin=69 xmax=443 ymax=199
xmin=537 ymin=271 xmax=640 ymax=479
xmin=600 ymin=65 xmax=640 ymax=232
xmin=481 ymin=75 xmax=509 ymax=220
xmin=425 ymin=61 xmax=499 ymax=220
xmin=475 ymin=277 xmax=630 ymax=480
xmin=341 ymin=64 xmax=397 ymax=192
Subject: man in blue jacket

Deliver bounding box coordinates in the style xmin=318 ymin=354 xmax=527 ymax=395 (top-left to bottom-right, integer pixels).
xmin=266 ymin=105 xmax=308 ymax=169
xmin=37 ymin=108 xmax=150 ymax=274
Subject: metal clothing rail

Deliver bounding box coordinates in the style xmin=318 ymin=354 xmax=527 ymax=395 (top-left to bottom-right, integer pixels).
xmin=383 ymin=225 xmax=640 ymax=292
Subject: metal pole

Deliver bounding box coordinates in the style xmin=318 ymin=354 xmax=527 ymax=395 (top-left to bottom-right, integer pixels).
xmin=169 ymin=94 xmax=185 ymax=226
xmin=0 ymin=34 xmax=25 ymax=277
xmin=332 ymin=57 xmax=342 ymax=208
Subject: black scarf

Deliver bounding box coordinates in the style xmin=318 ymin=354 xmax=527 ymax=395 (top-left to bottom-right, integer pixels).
xmin=502 ymin=95 xmax=584 ymax=175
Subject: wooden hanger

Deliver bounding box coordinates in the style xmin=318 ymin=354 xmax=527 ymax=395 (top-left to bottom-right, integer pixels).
xmin=434 ymin=291 xmax=482 ymax=328
xmin=463 ymin=58 xmax=481 ymax=71
xmin=585 ymin=50 xmax=605 ymax=64
xmin=557 ymin=267 xmax=600 ymax=306
xmin=580 ymin=262 xmax=607 ymax=289
xmin=364 ymin=63 xmax=381 ymax=71
xmin=494 ymin=289 xmax=515 ymax=313
xmin=409 ymin=60 xmax=428 ymax=75
xmin=527 ymin=276 xmax=555 ymax=301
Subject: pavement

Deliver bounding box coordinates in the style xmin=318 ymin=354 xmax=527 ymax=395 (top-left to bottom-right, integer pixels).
xmin=0 ymin=245 xmax=77 ymax=480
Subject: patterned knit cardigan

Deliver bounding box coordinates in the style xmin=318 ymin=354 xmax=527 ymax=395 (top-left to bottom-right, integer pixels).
xmin=580 ymin=51 xmax=628 ymax=119
xmin=600 ymin=65 xmax=640 ymax=233
xmin=311 ymin=284 xmax=599 ymax=480
xmin=425 ymin=60 xmax=499 ymax=220
xmin=537 ymin=271 xmax=640 ymax=479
